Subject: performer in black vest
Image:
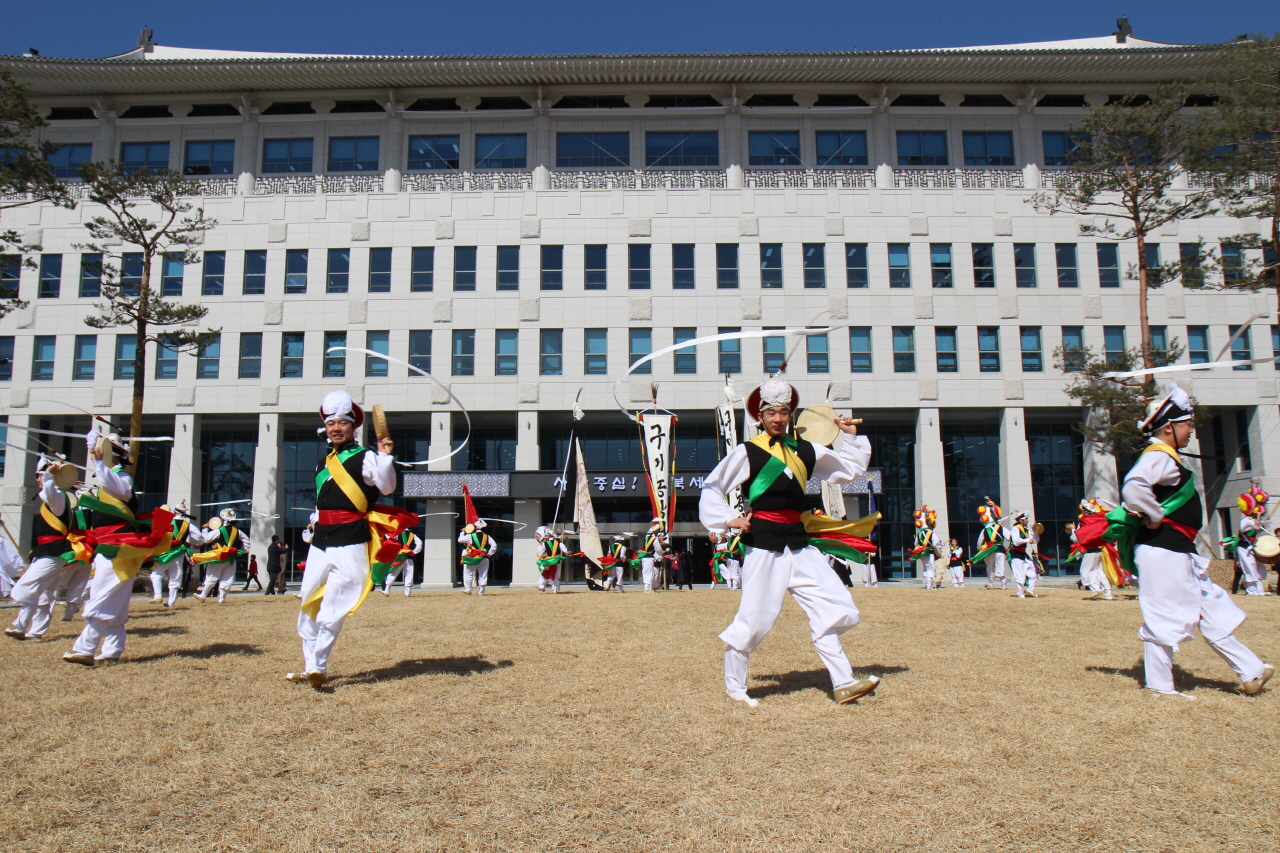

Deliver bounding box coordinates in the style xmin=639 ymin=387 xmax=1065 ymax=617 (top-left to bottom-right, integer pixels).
xmin=7 ymin=460 xmax=77 ymax=640
xmin=699 ymin=377 xmax=880 ymax=707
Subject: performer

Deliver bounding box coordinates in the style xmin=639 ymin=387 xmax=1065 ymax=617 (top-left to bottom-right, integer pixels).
xmin=149 ymin=502 xmax=193 ymax=607
xmin=1073 ymin=499 xmax=1115 ymax=600
xmin=860 ymin=558 xmax=878 ymax=588
xmin=288 ymin=390 xmax=403 ymax=688
xmin=1110 ymin=383 xmax=1272 ymax=698
xmin=947 ymin=540 xmax=966 ymax=588
xmin=381 ymin=529 xmax=423 ymax=596
xmin=1234 ymin=484 xmax=1269 ymax=596
xmin=723 ymin=532 xmax=744 ymax=590
xmin=974 ymin=499 xmax=1008 ymax=590
xmin=457 ymin=521 xmax=496 ymax=595
xmin=534 ymin=526 xmax=567 ymax=593
xmin=6 ymin=461 xmax=77 ymax=640
xmin=633 ymin=518 xmax=666 ymax=593
xmin=1008 ymin=511 xmax=1039 ymax=598
xmin=600 ymin=534 xmax=629 ymax=592
xmin=192 ymin=509 xmax=247 ymax=603
xmin=0 ymin=535 xmax=20 ymax=599
xmin=709 ymin=532 xmax=727 ymax=589
xmin=701 ymin=377 xmax=880 ymax=707
xmin=910 ymin=506 xmax=942 ymax=589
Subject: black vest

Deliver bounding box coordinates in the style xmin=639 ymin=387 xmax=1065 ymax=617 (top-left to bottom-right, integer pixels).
xmin=30 ymin=496 xmax=73 ymax=560
xmin=1135 ymin=458 xmax=1202 ymax=554
xmin=314 ymin=445 xmax=382 ymax=549
xmin=742 ymin=438 xmax=817 ymax=553
xmin=90 ymin=473 xmax=139 ymax=530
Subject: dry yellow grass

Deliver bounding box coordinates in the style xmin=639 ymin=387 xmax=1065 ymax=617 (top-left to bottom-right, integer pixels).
xmin=1 ymin=585 xmax=1277 ymax=852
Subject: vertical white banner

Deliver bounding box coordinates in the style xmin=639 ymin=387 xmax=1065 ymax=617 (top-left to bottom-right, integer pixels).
xmin=716 ymin=402 xmax=746 ymax=518
xmin=572 ymin=438 xmax=603 ymax=569
xmin=821 ymin=480 xmax=847 ymax=520
xmin=639 ymin=413 xmax=673 ymax=528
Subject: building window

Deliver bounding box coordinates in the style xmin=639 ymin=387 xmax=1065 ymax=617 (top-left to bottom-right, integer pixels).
xmin=935 ymin=327 xmax=958 ymax=372
xmin=672 ymin=244 xmax=695 ymax=289
xmin=1043 ymin=131 xmax=1087 ymax=167
xmin=369 ymin=247 xmax=392 ymax=293
xmin=46 ymin=143 xmax=92 ymax=178
xmin=585 ymin=245 xmax=607 ymax=290
xmin=807 ymin=331 xmax=829 ymax=373
xmin=75 ymin=253 xmax=102 ymax=298
xmin=930 ymin=244 xmax=953 ymax=288
xmin=892 ymin=327 xmax=915 ymax=373
xmin=202 ymin=251 xmax=225 ymax=296
xmin=1179 ymin=243 xmax=1205 ymax=287
xmin=845 ymin=244 xmax=868 ymax=288
xmin=962 ymin=132 xmax=1014 ymax=166
xmin=1221 ymin=243 xmax=1243 ymax=283
xmin=243 ymin=250 xmax=266 ymax=295
xmin=1144 ymin=243 xmax=1161 ymax=273
xmin=0 ymin=337 xmax=12 ymax=381
xmin=850 ymin=327 xmax=872 ymax=373
xmin=1097 ymin=244 xmax=1120 ymax=288
xmin=541 ymin=245 xmax=564 ymax=291
xmin=496 ymin=329 xmax=519 ymax=376
xmin=497 ymin=246 xmax=520 ymax=291
xmin=326 ymin=249 xmax=349 ymax=294
xmin=321 ymin=331 xmax=345 ymax=378
xmin=584 ymin=329 xmax=608 ymax=375
xmin=1021 ymin=327 xmax=1043 ymax=372
xmin=407 ymin=135 xmax=460 ymax=170
xmin=238 ymin=333 xmax=262 ymax=379
xmin=646 ymin=132 xmax=719 ymax=167
xmin=972 ymin=243 xmax=995 ymax=287
xmin=328 ymin=137 xmax=379 ymax=172
xmin=408 ymin=330 xmax=431 ymax=375
xmin=629 ymin=328 xmax=652 ymax=375
xmin=897 ymin=131 xmax=948 ymax=166
xmin=540 ymin=329 xmax=563 ymax=376
xmin=1014 ymin=244 xmax=1037 ymax=288
xmin=674 ymin=328 xmax=697 ymax=374
xmin=183 ymin=140 xmax=234 ymax=176
xmin=718 ymin=327 xmax=741 ymax=375
xmin=197 ymin=334 xmax=221 ymax=379
xmin=628 ymin=244 xmax=651 ymax=290
xmin=284 ymin=249 xmax=308 ymax=294
xmin=816 ymin=131 xmax=868 ymax=166
xmin=716 ymin=244 xmax=739 ymax=289
xmin=411 ymin=247 xmax=434 ymax=292
xmin=556 ymin=132 xmax=628 ymax=167
xmin=452 ymin=330 xmax=475 ymax=376
xmin=978 ymin=327 xmax=1001 ymax=372
xmin=803 ymin=244 xmax=826 ymax=288
xmin=32 ymin=335 xmax=56 ymax=381
xmin=365 ymin=330 xmax=389 ymax=377
xmin=475 ymin=134 xmax=526 ymax=169
xmin=0 ymin=254 xmax=16 ymax=298
xmin=72 ymin=335 xmax=96 ymax=380
xmin=121 ymin=253 xmax=143 ymax=297
xmin=262 ymin=139 xmax=313 ymax=173
xmin=1150 ymin=326 xmax=1168 ymax=358
xmin=120 ymin=141 xmax=170 ymax=174
xmin=1103 ymin=326 xmax=1126 ymax=362
xmin=280 ymin=332 xmax=305 ymax=378
xmin=889 ymin=243 xmax=911 ymax=287
xmin=1273 ymin=325 xmax=1280 ymax=370
xmin=760 ymin=244 xmax=783 ymax=288
xmin=1228 ymin=324 xmax=1253 ymax=370
xmin=1055 ymin=244 xmax=1079 ymax=288
xmin=763 ymin=329 xmax=785 ymax=373
xmin=114 ymin=334 xmax=135 ymax=380
xmin=1187 ymin=326 xmax=1209 ymax=364
xmin=748 ymin=131 xmax=801 ymax=166
xmin=154 ymin=343 xmax=177 ymax=379
xmin=453 ymin=246 xmax=476 ymax=291
xmin=39 ymin=254 xmax=61 ymax=298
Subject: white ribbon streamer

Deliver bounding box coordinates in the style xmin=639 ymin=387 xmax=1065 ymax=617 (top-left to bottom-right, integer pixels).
xmin=478 ymin=517 xmax=528 ymax=531
xmin=0 ymin=441 xmax=89 ymax=472
xmin=1103 ymin=355 xmax=1280 ymax=380
xmin=1 ymin=423 xmax=173 ymax=442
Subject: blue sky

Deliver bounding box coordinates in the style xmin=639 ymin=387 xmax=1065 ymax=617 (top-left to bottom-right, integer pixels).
xmin=5 ymin=1 xmax=1274 ymax=58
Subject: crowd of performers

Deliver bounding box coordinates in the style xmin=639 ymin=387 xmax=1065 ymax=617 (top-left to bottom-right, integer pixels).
xmin=2 ymin=380 xmax=1274 ymax=703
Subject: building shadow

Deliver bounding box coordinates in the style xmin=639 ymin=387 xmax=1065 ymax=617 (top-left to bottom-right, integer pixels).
xmin=127 ymin=625 xmax=189 ymax=638
xmin=128 ymin=643 xmax=265 ymax=664
xmin=1086 ymin=659 xmax=1240 ymax=694
xmin=335 ymin=656 xmax=515 ymax=687
xmin=752 ymin=664 xmax=910 ymax=699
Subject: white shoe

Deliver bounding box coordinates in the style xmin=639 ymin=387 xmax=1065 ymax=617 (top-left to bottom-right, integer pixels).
xmin=1149 ymin=689 xmax=1196 ymax=701
xmin=477 ymin=588 xmax=485 ymax=595
xmin=5 ymin=627 xmax=26 ymax=640
xmin=381 ymin=589 xmax=390 ymax=596
xmin=306 ymin=671 xmax=327 ymax=688
xmin=151 ymin=597 xmax=162 ymax=603
xmin=285 ymin=672 xmax=306 ymax=683
xmin=727 ymin=694 xmax=760 ymax=708
xmin=194 ymin=594 xmax=207 ymax=602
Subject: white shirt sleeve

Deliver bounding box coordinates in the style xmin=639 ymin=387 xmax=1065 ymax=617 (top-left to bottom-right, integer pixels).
xmin=486 ymin=536 xmax=498 ymax=556
xmin=362 ymin=450 xmax=397 ymax=496
xmin=94 ymin=460 xmax=133 ymax=501
xmin=458 ymin=530 xmax=471 ymax=546
xmin=1011 ymin=527 xmax=1031 ymax=547
xmin=300 ymin=528 xmax=313 ymax=544
xmin=410 ymin=534 xmax=423 ymax=555
xmin=810 ymin=435 xmax=872 ymax=484
xmin=0 ymin=537 xmax=25 ymax=576
xmin=699 ymin=444 xmax=751 ymax=534
xmin=41 ymin=472 xmax=66 ymax=516
xmin=1241 ymin=516 xmax=1258 ymax=536
xmin=1121 ymin=447 xmax=1181 ymax=523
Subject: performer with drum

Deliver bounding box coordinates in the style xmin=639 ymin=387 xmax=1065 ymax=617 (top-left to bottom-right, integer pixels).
xmin=1008 ymin=512 xmax=1040 ymax=598
xmin=150 ymin=501 xmax=194 ymax=607
xmin=534 ymin=526 xmax=566 ymax=593
xmin=192 ymin=509 xmax=247 ymax=603
xmin=6 ymin=459 xmax=79 ymax=640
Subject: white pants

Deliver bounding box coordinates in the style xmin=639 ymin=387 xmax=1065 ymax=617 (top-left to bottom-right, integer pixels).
xmin=1081 ymin=552 xmax=1113 ymax=596
xmin=537 ymin=564 xmax=560 ymax=592
xmin=59 ymin=563 xmax=92 ymax=620
xmin=463 ymin=558 xmax=489 ymax=593
xmin=1238 ymin=549 xmax=1267 ymax=596
xmin=71 ymin=555 xmax=137 ymax=660
xmin=860 ymin=561 xmax=877 ymax=587
xmin=150 ymin=557 xmax=184 ymax=605
xmin=383 ymin=562 xmax=413 ymax=595
xmin=199 ymin=561 xmax=237 ymax=601
xmin=985 ymin=553 xmax=1007 ymax=587
xmin=921 ymin=555 xmax=936 ymax=589
xmin=9 ymin=556 xmax=67 ymax=637
xmin=948 ymin=565 xmax=965 ymax=587
xmin=723 ymin=559 xmax=742 ymax=589
xmin=297 ymin=542 xmax=370 ymax=675
xmin=641 ymin=557 xmax=658 ymax=591
xmin=1010 ymin=556 xmax=1036 ymax=596
xmin=610 ymin=564 xmax=625 ymax=591
xmin=720 ymin=545 xmax=860 ymax=698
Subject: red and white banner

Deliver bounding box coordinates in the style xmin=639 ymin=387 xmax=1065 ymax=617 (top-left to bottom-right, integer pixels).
xmin=639 ymin=413 xmax=676 ymax=531
xmin=572 ymin=438 xmax=603 ymax=569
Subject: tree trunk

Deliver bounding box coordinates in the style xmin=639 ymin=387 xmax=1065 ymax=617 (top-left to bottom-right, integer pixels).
xmin=128 ymin=259 xmax=150 ymax=478
xmin=1134 ymin=229 xmax=1153 ymax=373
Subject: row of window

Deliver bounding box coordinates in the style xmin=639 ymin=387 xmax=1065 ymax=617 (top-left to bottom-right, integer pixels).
xmin=15 ymin=240 xmax=1255 ymax=299
xmin=5 ymin=323 xmax=1273 ymax=383
xmin=41 ymin=131 xmax=1089 ymax=177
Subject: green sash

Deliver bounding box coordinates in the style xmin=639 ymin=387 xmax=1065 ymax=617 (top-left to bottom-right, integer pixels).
xmin=1103 ymin=446 xmax=1199 ymax=576
xmin=746 ymin=434 xmax=810 ymax=505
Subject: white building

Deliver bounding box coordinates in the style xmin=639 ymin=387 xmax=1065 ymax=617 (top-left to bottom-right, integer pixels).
xmin=1 ymin=28 xmax=1274 ymax=586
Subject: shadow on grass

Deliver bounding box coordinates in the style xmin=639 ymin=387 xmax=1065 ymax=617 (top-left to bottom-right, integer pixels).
xmin=127 ymin=625 xmax=188 ymax=638
xmin=128 ymin=643 xmax=266 ymax=664
xmin=1086 ymin=659 xmax=1241 ymax=694
xmin=752 ymin=664 xmax=910 ymax=699
xmin=335 ymin=656 xmax=515 ymax=687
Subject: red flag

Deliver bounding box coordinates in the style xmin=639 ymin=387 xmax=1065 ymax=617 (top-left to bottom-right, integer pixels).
xmin=462 ymin=482 xmax=480 ymax=526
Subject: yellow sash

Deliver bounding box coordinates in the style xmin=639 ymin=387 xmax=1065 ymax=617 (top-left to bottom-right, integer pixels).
xmin=40 ymin=503 xmax=68 ymax=535
xmin=748 ymin=433 xmax=810 ymax=485
xmin=1143 ymin=441 xmax=1181 ymax=464
xmin=301 ymin=452 xmax=388 ymax=621
xmin=326 ymin=450 xmax=369 ymax=513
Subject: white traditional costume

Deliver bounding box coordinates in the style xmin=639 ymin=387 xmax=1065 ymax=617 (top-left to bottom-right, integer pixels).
xmin=1008 ymin=512 xmax=1039 ymax=598
xmin=534 ymin=526 xmax=566 ymax=593
xmin=7 ymin=464 xmax=76 ymax=640
xmin=381 ymin=530 xmax=423 ymax=595
xmin=150 ymin=503 xmax=193 ymax=606
xmin=458 ymin=522 xmax=497 ymax=594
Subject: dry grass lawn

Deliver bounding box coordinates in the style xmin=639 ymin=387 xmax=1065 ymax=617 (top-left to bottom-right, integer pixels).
xmin=1 ymin=584 xmax=1277 ymax=852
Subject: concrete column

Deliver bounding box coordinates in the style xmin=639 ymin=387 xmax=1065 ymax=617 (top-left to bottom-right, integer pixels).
xmin=999 ymin=407 xmax=1036 ymax=519
xmin=1082 ymin=410 xmax=1119 ymax=506
xmin=420 ymin=498 xmax=456 ymax=588
xmin=914 ymin=408 xmax=948 ymax=575
xmin=2 ymin=414 xmax=33 ymax=551
xmin=428 ymin=411 xmax=452 ymax=472
xmin=166 ymin=413 xmax=200 ymax=511
xmin=1248 ymin=405 xmax=1280 ymax=496
xmin=509 ymin=498 xmax=542 ymax=588
xmin=250 ymin=412 xmax=282 ymax=558
xmin=516 ymin=411 xmax=538 ymax=471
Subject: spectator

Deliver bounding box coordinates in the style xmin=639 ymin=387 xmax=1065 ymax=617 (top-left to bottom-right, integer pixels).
xmin=267 ymin=535 xmax=290 ymax=595
xmin=242 ymin=555 xmax=263 ymax=591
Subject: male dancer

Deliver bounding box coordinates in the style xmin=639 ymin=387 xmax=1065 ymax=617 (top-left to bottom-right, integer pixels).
xmin=974 ymin=499 xmax=1008 ymax=590
xmin=602 ymin=534 xmax=628 ymax=592
xmin=381 ymin=529 xmax=423 ymax=595
xmin=635 ymin=518 xmax=666 ymax=593
xmin=7 ymin=461 xmax=75 ymax=640
xmin=1234 ymin=484 xmax=1269 ymax=596
xmin=149 ymin=502 xmax=193 ymax=607
xmin=723 ymin=531 xmax=744 ymax=590
xmin=534 ymin=526 xmax=566 ymax=593
xmin=192 ymin=509 xmax=247 ymax=603
xmin=458 ymin=521 xmax=497 ymax=595
xmin=701 ymin=376 xmax=880 ymax=707
xmin=1008 ymin=511 xmax=1039 ymax=598
xmin=911 ymin=506 xmax=942 ymax=589
xmin=946 ymin=540 xmax=966 ymax=588
xmin=1074 ymin=499 xmax=1115 ymax=600
xmin=1114 ymin=383 xmax=1272 ymax=698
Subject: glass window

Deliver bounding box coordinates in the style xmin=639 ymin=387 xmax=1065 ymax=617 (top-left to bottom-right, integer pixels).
xmin=243 ymin=250 xmax=267 ymax=295
xmin=1179 ymin=243 xmax=1205 ymax=288
xmin=1063 ymin=327 xmax=1086 ymax=372
xmin=238 ymin=333 xmax=262 ymax=379
xmin=1221 ymin=243 xmax=1243 ymax=283
xmin=407 ymin=135 xmax=460 ymax=170
xmin=1014 ymin=244 xmax=1037 ymax=288
xmin=408 ymin=246 xmax=433 ymax=292
xmin=978 ymin=327 xmax=1001 ymax=372
xmin=889 ymin=243 xmax=911 ymax=287
xmin=1272 ymin=325 xmax=1280 ymax=371
xmin=556 ymin=133 xmax=629 ymax=168
xmin=896 ymin=131 xmax=948 ymax=166
xmin=816 ymin=131 xmax=868 ymax=166
xmin=807 ymin=331 xmax=829 ymax=374
xmin=120 ymin=141 xmax=170 ymax=174
xmin=1097 ymin=243 xmax=1120 ymax=288
xmin=930 ymin=244 xmax=952 ymax=288
xmin=585 ymin=329 xmax=608 ymax=375
xmin=1103 ymin=326 xmax=1126 ymax=362
xmin=1228 ymin=324 xmax=1253 ymax=371
xmin=1 ymin=254 xmax=20 ymax=298
xmin=763 ymin=329 xmax=785 ymax=373
xmin=72 ymin=335 xmax=96 ymax=381
xmin=585 ymin=245 xmax=607 ymax=290
xmin=183 ymin=140 xmax=234 ymax=176
xmin=321 ymin=332 xmax=345 ymax=378
xmin=748 ymin=131 xmax=801 ymax=166
xmin=365 ymin=330 xmax=389 ymax=377
xmin=1150 ymin=326 xmax=1168 ymax=356
xmin=281 ymin=332 xmax=305 ymax=378
xmin=1042 ymin=131 xmax=1087 ymax=167
xmin=46 ymin=143 xmax=92 ymax=178
xmin=328 ymin=137 xmax=379 ymax=172
xmin=114 ymin=334 xmax=135 ymax=380
xmin=452 ymin=330 xmax=475 ymax=376
xmin=645 ymin=132 xmax=719 ymax=167
xmin=672 ymin=244 xmax=695 ymax=290
xmin=284 ymin=249 xmax=308 ymax=294
xmin=496 ymin=329 xmax=519 ymax=376
xmin=892 ymin=327 xmax=915 ymax=373
xmin=453 ymin=246 xmax=476 ymax=291
xmin=121 ymin=253 xmax=143 ymax=297
xmin=154 ymin=342 xmax=177 ymax=379
xmin=262 ymin=138 xmax=313 ymax=173
xmin=628 ymin=244 xmax=651 ymax=290
xmin=157 ymin=253 xmax=183 ymax=297
xmin=1145 ymin=243 xmax=1161 ymax=272
xmin=541 ymin=245 xmax=564 ymax=291
xmin=935 ymin=327 xmax=958 ymax=372
xmin=1021 ymin=326 xmax=1043 ymax=372
xmin=540 ymin=329 xmax=563 ymax=376
xmin=409 ymin=330 xmax=431 ymax=375
xmin=760 ymin=244 xmax=782 ymax=289
xmin=849 ymin=327 xmax=872 ymax=373
xmin=32 ymin=335 xmax=56 ymax=381
xmin=201 ymin=251 xmax=225 ymax=296
xmin=962 ymin=131 xmax=1014 ymax=166
xmin=673 ymin=327 xmax=696 ymax=374
xmin=39 ymin=254 xmax=61 ymax=299
xmin=718 ymin=327 xmax=741 ymax=375
xmin=803 ymin=244 xmax=826 ymax=288
xmin=0 ymin=336 xmax=12 ymax=381
xmin=325 ymin=249 xmax=349 ymax=294
xmin=475 ymin=134 xmax=526 ymax=169
xmin=76 ymin=252 xmax=102 ymax=298
xmin=369 ymin=247 xmax=392 ymax=293
xmin=629 ymin=328 xmax=652 ymax=375
xmin=496 ymin=246 xmax=519 ymax=291
xmin=197 ymin=334 xmax=221 ymax=379
xmin=716 ymin=244 xmax=739 ymax=289
xmin=845 ymin=244 xmax=868 ymax=288
xmin=1055 ymin=244 xmax=1078 ymax=288
xmin=972 ymin=243 xmax=995 ymax=287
